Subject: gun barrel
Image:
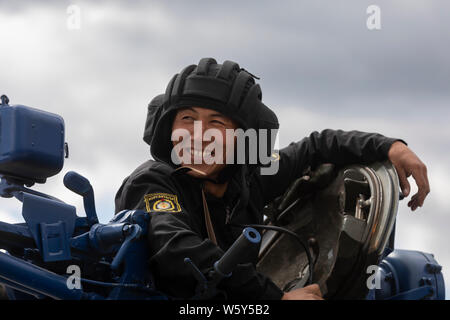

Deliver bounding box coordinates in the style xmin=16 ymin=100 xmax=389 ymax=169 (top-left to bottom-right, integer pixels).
xmin=214 ymin=227 xmax=261 ymax=277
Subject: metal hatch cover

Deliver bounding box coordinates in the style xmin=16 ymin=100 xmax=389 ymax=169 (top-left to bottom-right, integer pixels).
xmin=257 ymin=161 xmax=399 ymax=299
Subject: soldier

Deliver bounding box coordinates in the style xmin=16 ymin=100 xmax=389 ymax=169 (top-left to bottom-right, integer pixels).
xmin=115 ymin=58 xmax=429 ymax=300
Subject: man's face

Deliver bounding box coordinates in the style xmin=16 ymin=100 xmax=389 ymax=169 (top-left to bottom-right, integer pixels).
xmin=171 ymin=106 xmax=238 ymax=179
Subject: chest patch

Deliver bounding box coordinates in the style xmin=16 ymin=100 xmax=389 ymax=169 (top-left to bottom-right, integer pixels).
xmin=144 ymin=193 xmax=182 ymax=213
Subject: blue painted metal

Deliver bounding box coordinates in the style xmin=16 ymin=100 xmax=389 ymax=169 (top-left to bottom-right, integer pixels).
xmin=97 ymin=210 xmax=167 ymax=300
xmin=0 ymin=250 xmax=87 ymax=300
xmin=64 ymin=171 xmax=99 ymax=226
xmin=0 ymin=98 xmax=65 ymax=184
xmin=0 ymin=177 xmax=64 ymax=202
xmin=22 ymin=192 xmax=77 ymax=262
xmin=0 ymin=98 xmax=167 ymax=299
xmin=368 ymin=249 xmax=445 ymax=300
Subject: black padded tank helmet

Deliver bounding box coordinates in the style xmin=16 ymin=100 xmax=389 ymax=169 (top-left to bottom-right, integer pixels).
xmin=143 ymin=57 xmax=279 ymax=170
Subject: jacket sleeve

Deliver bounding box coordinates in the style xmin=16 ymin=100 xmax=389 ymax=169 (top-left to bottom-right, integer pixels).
xmin=115 ymin=172 xmax=283 ymax=299
xmin=257 ymin=129 xmax=405 ymax=203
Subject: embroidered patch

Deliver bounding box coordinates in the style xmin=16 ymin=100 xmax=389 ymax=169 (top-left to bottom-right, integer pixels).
xmin=144 ymin=193 xmax=182 ymax=213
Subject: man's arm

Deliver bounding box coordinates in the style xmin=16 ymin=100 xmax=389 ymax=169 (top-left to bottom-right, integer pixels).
xmin=258 ymin=129 xmax=401 ymax=202
xmin=258 ymin=129 xmax=429 ymax=211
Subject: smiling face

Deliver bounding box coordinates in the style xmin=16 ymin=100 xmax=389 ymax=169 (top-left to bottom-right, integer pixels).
xmin=171 ymin=106 xmax=238 ymax=179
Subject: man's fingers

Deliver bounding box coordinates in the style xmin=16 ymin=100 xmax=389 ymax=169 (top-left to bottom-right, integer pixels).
xmin=301 ymin=292 xmax=324 ymax=300
xmin=397 ymin=168 xmax=410 ymax=197
xmin=283 ymin=284 xmax=325 ymax=300
xmin=408 ymin=193 xmax=418 ymax=205
xmin=408 ymin=194 xmax=419 ymax=211
xmin=421 ymin=168 xmax=431 ymax=205
xmin=411 ymin=169 xmax=430 ymax=207
xmin=303 ymin=284 xmax=322 ymax=297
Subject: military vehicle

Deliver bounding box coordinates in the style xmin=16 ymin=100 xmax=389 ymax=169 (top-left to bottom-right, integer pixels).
xmin=0 ymin=95 xmax=445 ymax=300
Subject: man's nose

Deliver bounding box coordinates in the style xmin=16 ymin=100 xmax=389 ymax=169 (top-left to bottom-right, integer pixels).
xmin=192 ymin=120 xmax=205 ymax=142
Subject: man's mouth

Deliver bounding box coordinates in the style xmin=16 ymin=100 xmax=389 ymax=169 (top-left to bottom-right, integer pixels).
xmin=184 ymin=147 xmax=215 ymax=159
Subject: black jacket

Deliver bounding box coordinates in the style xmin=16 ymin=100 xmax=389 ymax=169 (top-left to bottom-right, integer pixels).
xmin=114 ymin=129 xmax=401 ymax=299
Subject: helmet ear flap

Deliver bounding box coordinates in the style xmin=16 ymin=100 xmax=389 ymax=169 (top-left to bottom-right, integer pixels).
xmin=228 ymin=71 xmax=253 ymax=110
xmin=163 ymin=74 xmax=178 ymax=107
xmin=240 ymin=84 xmax=262 ymax=126
xmin=249 ymin=83 xmax=262 ymax=101
xmin=143 ymin=94 xmax=165 ymax=146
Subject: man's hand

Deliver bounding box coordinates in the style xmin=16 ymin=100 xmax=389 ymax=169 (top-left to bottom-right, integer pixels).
xmin=281 ymin=284 xmax=324 ymax=300
xmin=388 ymin=141 xmax=430 ymax=211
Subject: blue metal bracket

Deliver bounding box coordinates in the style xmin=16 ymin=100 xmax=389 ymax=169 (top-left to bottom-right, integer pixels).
xmin=40 ymin=221 xmax=71 ymax=261
xmin=388 ymin=286 xmax=434 ymax=300
xmin=22 ymin=192 xmax=76 ymax=262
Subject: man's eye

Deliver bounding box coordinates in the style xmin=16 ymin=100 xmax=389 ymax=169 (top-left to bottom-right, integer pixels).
xmin=211 ymin=120 xmax=225 ymax=126
xmin=182 ymin=116 xmax=194 ymax=120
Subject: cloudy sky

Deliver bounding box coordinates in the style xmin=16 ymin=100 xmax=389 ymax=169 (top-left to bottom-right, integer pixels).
xmin=1 ymin=0 xmax=449 ymax=298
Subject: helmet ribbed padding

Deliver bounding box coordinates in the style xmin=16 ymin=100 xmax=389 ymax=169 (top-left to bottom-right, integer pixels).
xmin=216 ymin=60 xmax=240 ymax=81
xmin=195 ymin=57 xmax=217 ymax=75
xmin=165 ymin=58 xmax=258 ymax=119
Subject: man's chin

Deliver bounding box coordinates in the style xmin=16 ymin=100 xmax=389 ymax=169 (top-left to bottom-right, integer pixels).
xmin=181 ymin=164 xmax=222 ymax=180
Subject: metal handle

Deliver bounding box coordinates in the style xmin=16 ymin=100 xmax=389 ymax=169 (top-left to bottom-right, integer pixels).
xmin=110 ymin=224 xmax=142 ymax=271
xmin=213 ymin=227 xmax=261 ymax=277
xmin=64 ymin=171 xmax=98 ymax=225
